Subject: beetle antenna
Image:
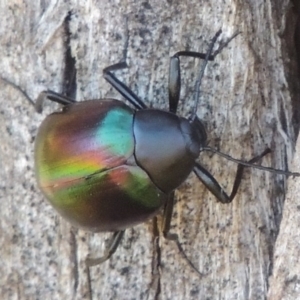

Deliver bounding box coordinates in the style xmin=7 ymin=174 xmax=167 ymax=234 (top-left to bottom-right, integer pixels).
xmin=191 ymin=30 xmax=222 ymax=121
xmin=202 ymin=146 xmax=300 ymax=177
xmin=191 ymin=30 xmax=240 ymax=121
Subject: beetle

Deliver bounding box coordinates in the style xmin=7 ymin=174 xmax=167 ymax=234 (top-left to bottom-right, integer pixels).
xmin=3 ymin=30 xmax=299 ymax=271
xmin=35 ymin=30 xmax=243 ymax=267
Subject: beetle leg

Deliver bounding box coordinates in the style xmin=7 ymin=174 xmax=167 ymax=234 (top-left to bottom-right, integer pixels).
xmin=161 ymin=149 xmax=270 ymax=275
xmin=103 ymin=62 xmax=147 ymax=110
xmin=194 ymin=162 xmax=232 ymax=203
xmin=162 ymin=192 xmax=202 ymax=276
xmin=0 ymin=77 xmax=76 ymax=113
xmin=62 ymin=13 xmax=77 ymax=100
xmin=168 ymin=51 xmax=214 ymax=114
xmin=168 ymin=56 xmax=180 ymax=114
xmin=194 ymin=149 xmax=271 ymax=203
xmin=85 ymin=230 xmax=125 ymax=267
xmin=169 ymin=30 xmax=240 ymax=115
xmin=162 ymin=192 xmax=176 ymax=240
xmin=35 ymin=90 xmax=76 ymax=113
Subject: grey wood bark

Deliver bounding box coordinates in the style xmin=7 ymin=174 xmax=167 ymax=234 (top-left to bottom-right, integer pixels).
xmin=1 ymin=1 xmax=299 ymax=300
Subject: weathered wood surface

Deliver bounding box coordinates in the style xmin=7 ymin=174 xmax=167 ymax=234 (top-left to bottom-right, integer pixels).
xmin=1 ymin=1 xmax=300 ymax=299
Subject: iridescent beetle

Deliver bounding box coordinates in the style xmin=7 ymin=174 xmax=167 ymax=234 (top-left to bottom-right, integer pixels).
xmin=3 ymin=30 xmax=300 ymax=270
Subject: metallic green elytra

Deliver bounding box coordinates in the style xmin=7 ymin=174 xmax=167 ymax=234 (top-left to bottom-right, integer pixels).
xmin=35 ymin=99 xmax=167 ymax=232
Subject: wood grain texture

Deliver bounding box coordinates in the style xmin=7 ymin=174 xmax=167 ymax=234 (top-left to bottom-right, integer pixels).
xmin=1 ymin=1 xmax=300 ymax=299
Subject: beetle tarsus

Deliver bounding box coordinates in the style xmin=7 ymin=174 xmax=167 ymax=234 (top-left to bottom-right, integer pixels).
xmin=212 ymin=30 xmax=241 ymax=58
xmin=86 ymin=264 xmax=93 ymax=300
xmin=163 ymin=230 xmax=203 ymax=277
xmin=103 ymin=62 xmax=147 ymax=110
xmin=228 ymin=148 xmax=272 ymax=200
xmin=162 ymin=192 xmax=203 ymax=276
xmin=0 ymin=77 xmax=35 ymax=106
xmin=174 ymin=238 xmax=204 ymax=277
xmin=86 ymin=230 xmax=125 ymax=267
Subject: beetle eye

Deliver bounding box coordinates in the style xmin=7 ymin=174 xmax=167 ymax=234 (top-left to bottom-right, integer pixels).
xmin=179 ymin=118 xmax=202 ymax=158
xmin=193 ymin=117 xmax=207 ymax=146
